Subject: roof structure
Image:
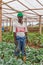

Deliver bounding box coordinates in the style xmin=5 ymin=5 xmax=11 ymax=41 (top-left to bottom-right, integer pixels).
xmin=2 ymin=0 xmax=43 ymax=22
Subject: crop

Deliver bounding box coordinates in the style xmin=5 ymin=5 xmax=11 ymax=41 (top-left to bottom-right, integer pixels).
xmin=0 ymin=42 xmax=43 ymax=65
xmin=2 ymin=32 xmax=43 ymax=47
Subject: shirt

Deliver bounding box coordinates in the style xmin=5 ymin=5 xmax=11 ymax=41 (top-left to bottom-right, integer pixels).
xmin=13 ymin=21 xmax=27 ymax=37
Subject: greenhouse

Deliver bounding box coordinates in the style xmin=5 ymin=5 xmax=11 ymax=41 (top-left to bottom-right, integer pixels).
xmin=0 ymin=0 xmax=43 ymax=65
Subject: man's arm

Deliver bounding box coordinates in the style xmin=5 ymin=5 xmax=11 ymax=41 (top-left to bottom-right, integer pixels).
xmin=13 ymin=22 xmax=17 ymax=45
xmin=25 ymin=32 xmax=28 ymax=43
xmin=13 ymin=32 xmax=17 ymax=45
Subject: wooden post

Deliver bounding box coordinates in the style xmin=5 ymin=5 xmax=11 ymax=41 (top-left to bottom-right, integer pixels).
xmin=6 ymin=19 xmax=8 ymax=27
xmin=10 ymin=18 xmax=12 ymax=32
xmin=32 ymin=21 xmax=33 ymax=27
xmin=39 ymin=15 xmax=42 ymax=34
xmin=24 ymin=17 xmax=27 ymax=25
xmin=0 ymin=0 xmax=2 ymax=42
xmin=2 ymin=21 xmax=4 ymax=27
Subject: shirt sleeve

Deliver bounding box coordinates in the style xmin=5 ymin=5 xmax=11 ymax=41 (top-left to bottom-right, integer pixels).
xmin=13 ymin=22 xmax=16 ymax=32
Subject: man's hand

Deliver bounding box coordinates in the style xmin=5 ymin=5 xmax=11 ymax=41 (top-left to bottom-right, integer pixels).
xmin=26 ymin=36 xmax=29 ymax=44
xmin=14 ymin=40 xmax=18 ymax=46
xmin=25 ymin=32 xmax=29 ymax=44
xmin=26 ymin=38 xmax=28 ymax=43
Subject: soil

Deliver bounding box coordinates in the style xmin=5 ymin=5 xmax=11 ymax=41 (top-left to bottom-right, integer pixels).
xmin=26 ymin=42 xmax=43 ymax=49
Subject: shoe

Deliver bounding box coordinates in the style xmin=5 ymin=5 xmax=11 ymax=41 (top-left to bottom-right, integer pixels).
xmin=23 ymin=56 xmax=26 ymax=62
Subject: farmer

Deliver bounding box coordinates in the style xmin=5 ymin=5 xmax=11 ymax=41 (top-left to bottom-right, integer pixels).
xmin=13 ymin=12 xmax=28 ymax=62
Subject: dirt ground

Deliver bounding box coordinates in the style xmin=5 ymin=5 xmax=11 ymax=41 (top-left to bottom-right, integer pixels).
xmin=26 ymin=42 xmax=43 ymax=49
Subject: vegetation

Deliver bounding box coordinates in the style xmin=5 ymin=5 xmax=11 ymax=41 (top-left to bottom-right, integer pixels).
xmin=28 ymin=32 xmax=43 ymax=46
xmin=0 ymin=42 xmax=43 ymax=65
xmin=2 ymin=32 xmax=14 ymax=43
xmin=2 ymin=32 xmax=43 ymax=47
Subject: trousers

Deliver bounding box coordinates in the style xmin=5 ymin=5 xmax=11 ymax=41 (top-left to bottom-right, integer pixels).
xmin=14 ymin=36 xmax=26 ymax=56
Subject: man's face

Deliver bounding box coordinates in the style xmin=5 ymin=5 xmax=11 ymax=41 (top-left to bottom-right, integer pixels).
xmin=18 ymin=16 xmax=23 ymax=23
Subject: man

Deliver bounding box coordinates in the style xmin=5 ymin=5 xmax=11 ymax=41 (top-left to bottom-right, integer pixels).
xmin=13 ymin=12 xmax=28 ymax=62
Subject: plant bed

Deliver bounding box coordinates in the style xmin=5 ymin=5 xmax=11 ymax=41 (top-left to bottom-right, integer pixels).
xmin=0 ymin=42 xmax=43 ymax=65
xmin=2 ymin=32 xmax=43 ymax=48
xmin=27 ymin=32 xmax=43 ymax=48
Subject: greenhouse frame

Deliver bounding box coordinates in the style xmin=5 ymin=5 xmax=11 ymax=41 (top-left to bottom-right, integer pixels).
xmin=0 ymin=0 xmax=43 ymax=41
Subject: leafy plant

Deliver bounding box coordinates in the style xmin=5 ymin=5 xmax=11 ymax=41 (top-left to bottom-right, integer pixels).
xmin=0 ymin=42 xmax=43 ymax=65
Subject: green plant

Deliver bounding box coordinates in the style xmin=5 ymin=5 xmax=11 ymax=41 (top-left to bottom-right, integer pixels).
xmin=0 ymin=42 xmax=43 ymax=65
